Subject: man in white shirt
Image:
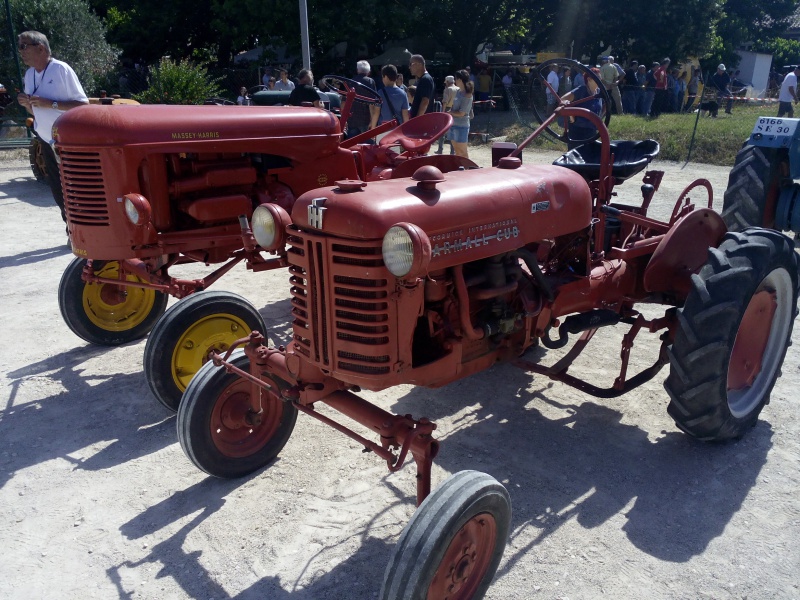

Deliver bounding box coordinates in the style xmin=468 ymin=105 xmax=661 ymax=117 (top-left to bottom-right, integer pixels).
xmin=16 ymin=30 xmax=88 ymax=224
xmin=778 ymin=66 xmax=800 ymax=118
xmin=274 ymin=69 xmax=295 ymax=92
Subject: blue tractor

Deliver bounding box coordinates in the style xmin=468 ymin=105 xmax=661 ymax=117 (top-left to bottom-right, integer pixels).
xmin=723 ymin=116 xmax=800 ymax=236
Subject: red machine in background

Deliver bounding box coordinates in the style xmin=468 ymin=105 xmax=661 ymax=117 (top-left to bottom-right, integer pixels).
xmin=171 ymin=61 xmax=799 ymax=598
xmin=53 ymin=76 xmax=471 ymax=410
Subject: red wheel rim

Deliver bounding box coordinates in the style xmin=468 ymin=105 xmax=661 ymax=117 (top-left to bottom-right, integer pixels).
xmin=728 ymin=290 xmax=777 ymax=391
xmin=210 ymin=376 xmax=283 ymax=458
xmin=427 ymin=513 xmax=497 ymax=600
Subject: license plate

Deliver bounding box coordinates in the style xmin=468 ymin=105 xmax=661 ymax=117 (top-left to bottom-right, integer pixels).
xmin=752 ymin=117 xmax=799 ymax=136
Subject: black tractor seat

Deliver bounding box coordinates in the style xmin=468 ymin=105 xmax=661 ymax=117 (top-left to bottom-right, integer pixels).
xmin=553 ymin=139 xmax=660 ymax=183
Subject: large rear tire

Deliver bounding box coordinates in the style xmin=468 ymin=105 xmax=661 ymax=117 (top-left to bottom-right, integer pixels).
xmin=665 ymin=229 xmax=799 ymax=440
xmin=721 ymin=145 xmax=786 ymax=231
xmin=58 ymin=258 xmax=168 ymax=346
xmin=144 ymin=291 xmax=267 ymax=412
xmin=177 ymin=349 xmax=297 ymax=478
xmin=381 ymin=471 xmax=511 ymax=600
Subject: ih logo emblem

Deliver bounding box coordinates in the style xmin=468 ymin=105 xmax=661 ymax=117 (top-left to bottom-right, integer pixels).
xmin=308 ymin=198 xmax=327 ymax=229
xmin=318 ymin=174 xmax=328 ymax=186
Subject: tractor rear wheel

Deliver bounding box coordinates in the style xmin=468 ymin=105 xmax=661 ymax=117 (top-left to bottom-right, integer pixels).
xmin=58 ymin=258 xmax=168 ymax=346
xmin=665 ymin=229 xmax=798 ymax=440
xmin=29 ymin=137 xmax=46 ymax=181
xmin=381 ymin=471 xmax=511 ymax=600
xmin=177 ymin=349 xmax=297 ymax=478
xmin=721 ymin=145 xmax=786 ymax=231
xmin=144 ymin=290 xmax=267 ymax=412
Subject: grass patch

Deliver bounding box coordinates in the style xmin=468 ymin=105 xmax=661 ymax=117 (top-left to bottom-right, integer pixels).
xmin=483 ymin=102 xmax=776 ymax=166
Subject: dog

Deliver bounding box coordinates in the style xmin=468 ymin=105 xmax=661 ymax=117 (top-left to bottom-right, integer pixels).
xmin=695 ymin=100 xmax=719 ymax=117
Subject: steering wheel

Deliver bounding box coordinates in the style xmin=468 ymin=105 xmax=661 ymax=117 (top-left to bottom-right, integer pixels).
xmin=319 ymin=75 xmax=383 ymax=106
xmin=530 ymin=58 xmax=611 ymax=144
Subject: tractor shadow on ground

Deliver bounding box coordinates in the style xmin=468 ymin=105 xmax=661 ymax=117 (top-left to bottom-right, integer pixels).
xmin=1 ymin=343 xmax=176 ymax=491
xmin=257 ymin=297 xmax=294 ymax=346
xmin=114 ymin=471 xmax=397 ymax=599
xmin=388 ymin=360 xmax=771 ymax=566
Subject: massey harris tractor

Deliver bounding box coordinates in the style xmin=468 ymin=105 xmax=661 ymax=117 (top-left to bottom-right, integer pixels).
xmin=723 ymin=115 xmax=800 ymax=238
xmin=53 ymin=76 xmax=472 ymax=411
xmin=172 ymin=61 xmax=799 ymax=598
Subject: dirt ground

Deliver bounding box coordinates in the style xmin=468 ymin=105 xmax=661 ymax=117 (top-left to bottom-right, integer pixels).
xmin=1 ymin=142 xmax=799 ymax=600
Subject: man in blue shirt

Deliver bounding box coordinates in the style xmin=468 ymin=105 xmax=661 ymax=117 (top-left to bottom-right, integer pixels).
xmin=369 ymin=64 xmax=409 ymax=140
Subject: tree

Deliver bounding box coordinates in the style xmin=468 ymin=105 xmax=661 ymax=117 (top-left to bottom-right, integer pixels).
xmin=712 ymin=0 xmax=799 ymax=67
xmin=0 ymin=0 xmax=118 ymax=92
xmin=133 ymin=57 xmax=222 ymax=104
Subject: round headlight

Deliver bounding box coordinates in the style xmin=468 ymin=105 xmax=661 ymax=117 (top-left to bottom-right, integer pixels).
xmin=252 ymin=205 xmax=277 ymax=248
xmin=382 ymin=223 xmax=431 ymax=278
xmin=123 ymin=194 xmax=151 ymax=226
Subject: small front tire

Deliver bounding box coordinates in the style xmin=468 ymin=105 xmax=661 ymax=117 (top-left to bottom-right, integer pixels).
xmin=381 ymin=470 xmax=511 ymax=600
xmin=144 ymin=290 xmax=268 ymax=412
xmin=177 ymin=349 xmax=298 ymax=478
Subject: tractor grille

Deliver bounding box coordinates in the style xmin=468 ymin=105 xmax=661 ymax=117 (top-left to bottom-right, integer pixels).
xmin=287 ymin=225 xmax=394 ymax=377
xmin=60 ymin=151 xmax=109 ymax=226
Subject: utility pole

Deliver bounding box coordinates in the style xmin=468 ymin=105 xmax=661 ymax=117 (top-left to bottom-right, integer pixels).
xmin=299 ymin=0 xmax=310 ymax=70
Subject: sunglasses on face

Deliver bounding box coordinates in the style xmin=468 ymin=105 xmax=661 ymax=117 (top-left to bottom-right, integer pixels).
xmin=18 ymin=42 xmax=40 ymax=50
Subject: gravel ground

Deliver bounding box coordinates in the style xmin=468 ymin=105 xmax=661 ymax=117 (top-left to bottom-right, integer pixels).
xmin=1 ymin=142 xmax=799 ymax=600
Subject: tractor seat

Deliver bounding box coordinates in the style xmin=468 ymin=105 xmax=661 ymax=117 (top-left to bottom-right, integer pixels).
xmin=553 ymin=139 xmax=660 ymax=183
xmin=379 ymin=112 xmax=453 ymax=153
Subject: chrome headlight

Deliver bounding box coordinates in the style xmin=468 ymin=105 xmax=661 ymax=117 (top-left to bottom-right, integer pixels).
xmin=382 ymin=223 xmax=431 ymax=278
xmin=123 ymin=194 xmax=151 ymax=226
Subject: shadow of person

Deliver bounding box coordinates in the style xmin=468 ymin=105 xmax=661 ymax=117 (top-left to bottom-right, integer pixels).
xmin=0 ymin=175 xmax=55 ymax=208
xmin=0 ymin=244 xmax=72 ymax=267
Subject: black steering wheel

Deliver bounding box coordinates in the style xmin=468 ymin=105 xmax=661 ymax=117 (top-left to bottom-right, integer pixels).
xmin=319 ymin=75 xmax=383 ymax=106
xmin=530 ymin=58 xmax=611 ymax=144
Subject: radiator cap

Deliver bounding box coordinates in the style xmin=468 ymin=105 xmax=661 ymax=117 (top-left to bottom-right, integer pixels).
xmin=412 ymin=165 xmax=446 ymax=190
xmin=498 ymin=156 xmax=522 ymax=169
xmin=335 ymin=179 xmax=367 ymax=192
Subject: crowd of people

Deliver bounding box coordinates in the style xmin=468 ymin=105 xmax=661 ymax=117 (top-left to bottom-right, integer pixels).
xmin=546 ymin=56 xmax=741 ymax=118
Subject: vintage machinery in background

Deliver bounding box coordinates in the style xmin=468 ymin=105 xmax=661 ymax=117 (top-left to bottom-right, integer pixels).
xmin=171 ymin=61 xmax=799 ymax=598
xmin=722 ymin=115 xmax=800 ymax=238
xmin=53 ymin=76 xmax=472 ymax=410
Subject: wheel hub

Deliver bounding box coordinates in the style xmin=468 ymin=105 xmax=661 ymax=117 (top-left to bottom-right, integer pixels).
xmin=428 ymin=514 xmax=496 ymax=600
xmin=728 ymin=290 xmax=777 ymax=390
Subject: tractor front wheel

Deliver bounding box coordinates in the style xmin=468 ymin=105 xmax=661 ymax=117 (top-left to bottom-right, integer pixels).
xmin=381 ymin=471 xmax=511 ymax=600
xmin=58 ymin=258 xmax=168 ymax=346
xmin=177 ymin=349 xmax=297 ymax=478
xmin=665 ymin=229 xmax=798 ymax=440
xmin=721 ymin=145 xmax=786 ymax=231
xmin=144 ymin=290 xmax=268 ymax=411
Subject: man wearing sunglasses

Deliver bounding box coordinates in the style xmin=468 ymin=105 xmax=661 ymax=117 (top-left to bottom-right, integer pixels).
xmin=16 ymin=31 xmax=87 ymax=224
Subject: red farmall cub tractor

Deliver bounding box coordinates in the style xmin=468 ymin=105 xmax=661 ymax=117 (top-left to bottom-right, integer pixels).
xmin=54 ymin=76 xmax=471 ymax=410
xmin=173 ymin=61 xmax=799 ymax=598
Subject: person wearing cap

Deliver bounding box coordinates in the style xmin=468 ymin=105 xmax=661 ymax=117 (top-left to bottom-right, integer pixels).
xmin=600 ymin=56 xmax=624 ymax=114
xmin=777 ymin=65 xmax=800 ymax=118
xmin=436 ymin=74 xmax=458 ymax=154
xmin=710 ymin=64 xmax=733 ymax=114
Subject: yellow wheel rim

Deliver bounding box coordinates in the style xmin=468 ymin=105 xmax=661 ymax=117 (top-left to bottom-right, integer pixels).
xmin=82 ymin=262 xmax=158 ymax=332
xmin=170 ymin=313 xmax=251 ymax=392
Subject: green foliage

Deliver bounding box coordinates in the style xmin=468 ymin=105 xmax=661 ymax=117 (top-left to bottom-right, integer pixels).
xmin=500 ymin=104 xmax=770 ymax=165
xmin=133 ymin=57 xmax=223 ymax=105
xmin=0 ymin=0 xmax=118 ymax=93
xmin=752 ymin=37 xmax=800 ymax=70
